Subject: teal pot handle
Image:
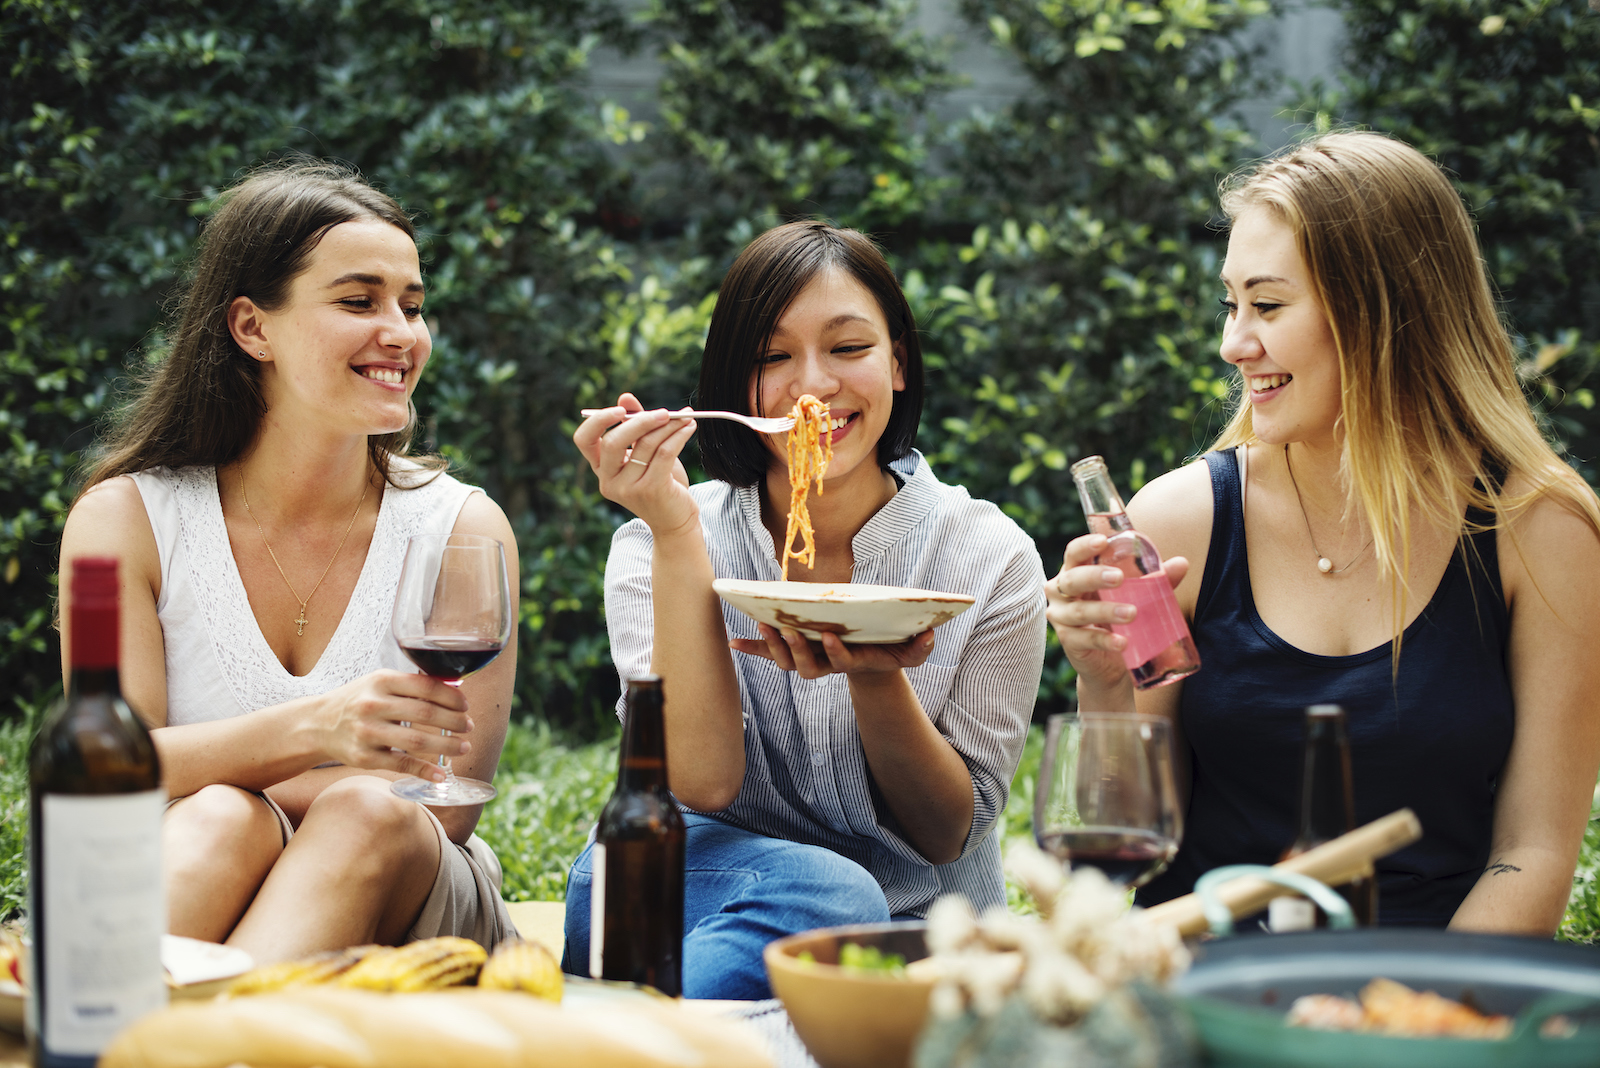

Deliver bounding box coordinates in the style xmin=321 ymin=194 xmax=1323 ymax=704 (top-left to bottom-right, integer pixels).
xmin=1509 ymin=991 xmax=1600 ymax=1045
xmin=1192 ymin=864 xmax=1355 ymax=936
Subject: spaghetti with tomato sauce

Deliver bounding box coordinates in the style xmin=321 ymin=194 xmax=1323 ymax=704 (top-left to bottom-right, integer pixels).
xmin=780 ymin=395 xmax=833 ymax=580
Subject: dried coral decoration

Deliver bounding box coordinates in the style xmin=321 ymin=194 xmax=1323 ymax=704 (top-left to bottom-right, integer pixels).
xmin=915 ymin=840 xmax=1190 ymax=1027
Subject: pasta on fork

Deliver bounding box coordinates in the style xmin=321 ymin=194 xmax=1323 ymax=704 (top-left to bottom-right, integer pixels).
xmin=780 ymin=395 xmax=832 ymax=580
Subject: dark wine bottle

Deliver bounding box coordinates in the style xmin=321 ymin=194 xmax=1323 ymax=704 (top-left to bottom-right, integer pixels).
xmin=590 ymin=675 xmax=685 ymax=996
xmin=1270 ymin=704 xmax=1377 ymax=931
xmin=28 ymin=557 xmax=165 ymax=1067
xmin=1070 ymin=456 xmax=1200 ymax=689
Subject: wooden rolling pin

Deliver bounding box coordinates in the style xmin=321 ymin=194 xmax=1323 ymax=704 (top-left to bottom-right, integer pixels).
xmin=1138 ymin=808 xmax=1422 ymax=938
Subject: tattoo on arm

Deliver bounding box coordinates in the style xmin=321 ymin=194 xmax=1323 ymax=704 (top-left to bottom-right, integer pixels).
xmin=1484 ymin=860 xmax=1523 ymax=876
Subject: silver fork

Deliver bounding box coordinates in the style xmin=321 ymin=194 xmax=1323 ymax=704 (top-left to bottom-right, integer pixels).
xmin=579 ymin=407 xmax=796 ymax=433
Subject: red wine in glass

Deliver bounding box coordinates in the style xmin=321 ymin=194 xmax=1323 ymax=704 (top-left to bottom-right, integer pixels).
xmin=398 ymin=637 xmax=504 ymax=682
xmin=390 ymin=533 xmax=511 ymax=806
xmin=1038 ymin=827 xmax=1178 ymax=888
xmin=1034 ymin=712 xmax=1183 ymax=888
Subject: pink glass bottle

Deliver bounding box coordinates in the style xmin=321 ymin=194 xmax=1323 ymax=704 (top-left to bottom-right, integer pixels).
xmin=1070 ymin=456 xmax=1200 ymax=689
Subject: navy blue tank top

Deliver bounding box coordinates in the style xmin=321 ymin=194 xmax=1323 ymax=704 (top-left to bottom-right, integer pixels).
xmin=1135 ymin=448 xmax=1514 ymax=926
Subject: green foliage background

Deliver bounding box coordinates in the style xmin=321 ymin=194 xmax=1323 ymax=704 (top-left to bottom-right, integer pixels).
xmin=1298 ymin=0 xmax=1600 ymax=477
xmin=3 ymin=0 xmax=1598 ymax=739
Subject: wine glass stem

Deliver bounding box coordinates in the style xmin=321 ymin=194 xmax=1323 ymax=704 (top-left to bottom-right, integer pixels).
xmin=437 ymin=679 xmax=463 ymax=782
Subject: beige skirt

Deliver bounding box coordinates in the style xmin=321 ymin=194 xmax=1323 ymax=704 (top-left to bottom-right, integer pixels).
xmin=172 ymin=790 xmax=518 ymax=950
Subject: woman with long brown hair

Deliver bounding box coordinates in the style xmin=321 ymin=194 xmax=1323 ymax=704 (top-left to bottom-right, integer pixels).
xmin=1048 ymin=131 xmax=1600 ymax=933
xmin=59 ymin=161 xmax=518 ymax=963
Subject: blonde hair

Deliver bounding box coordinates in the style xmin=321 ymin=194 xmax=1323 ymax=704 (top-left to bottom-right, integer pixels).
xmin=1211 ymin=131 xmax=1600 ymax=641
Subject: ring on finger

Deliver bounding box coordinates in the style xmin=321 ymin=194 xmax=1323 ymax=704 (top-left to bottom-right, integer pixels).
xmin=629 ymin=457 xmax=649 ymax=467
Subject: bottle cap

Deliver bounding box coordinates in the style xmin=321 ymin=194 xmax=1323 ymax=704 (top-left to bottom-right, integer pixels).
xmin=69 ymin=556 xmax=119 ymax=669
xmin=72 ymin=556 xmax=119 ymax=608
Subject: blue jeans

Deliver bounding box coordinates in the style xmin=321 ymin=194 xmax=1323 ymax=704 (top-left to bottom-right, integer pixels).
xmin=562 ymin=812 xmax=891 ymax=999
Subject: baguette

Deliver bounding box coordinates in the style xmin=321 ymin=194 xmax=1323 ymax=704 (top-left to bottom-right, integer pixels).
xmin=99 ymin=989 xmax=772 ymax=1068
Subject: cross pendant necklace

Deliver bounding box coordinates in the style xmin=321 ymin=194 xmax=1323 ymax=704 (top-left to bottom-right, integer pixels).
xmin=240 ymin=470 xmax=370 ymax=636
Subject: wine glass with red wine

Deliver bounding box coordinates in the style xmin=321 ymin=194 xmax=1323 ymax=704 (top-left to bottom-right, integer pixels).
xmin=389 ymin=533 xmax=511 ymax=806
xmin=1034 ymin=712 xmax=1182 ymax=888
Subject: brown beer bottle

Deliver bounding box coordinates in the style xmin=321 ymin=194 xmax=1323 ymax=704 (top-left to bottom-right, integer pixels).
xmin=29 ymin=558 xmax=165 ymax=1068
xmin=1270 ymin=704 xmax=1377 ymax=930
xmin=590 ymin=675 xmax=686 ymax=995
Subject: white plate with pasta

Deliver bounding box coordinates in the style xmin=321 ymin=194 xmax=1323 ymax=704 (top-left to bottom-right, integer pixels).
xmin=713 ymin=579 xmax=975 ymax=644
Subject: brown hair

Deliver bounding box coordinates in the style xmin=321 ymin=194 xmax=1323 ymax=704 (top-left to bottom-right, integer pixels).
xmin=1212 ymin=131 xmax=1600 ymax=638
xmin=80 ymin=158 xmax=441 ymax=492
xmin=695 ymin=221 xmax=924 ymax=486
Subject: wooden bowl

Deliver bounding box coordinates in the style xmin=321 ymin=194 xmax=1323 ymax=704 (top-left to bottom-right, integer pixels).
xmin=763 ymin=922 xmax=934 ymax=1068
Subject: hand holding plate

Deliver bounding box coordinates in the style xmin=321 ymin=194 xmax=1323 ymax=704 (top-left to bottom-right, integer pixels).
xmin=732 ymin=624 xmax=935 ymax=679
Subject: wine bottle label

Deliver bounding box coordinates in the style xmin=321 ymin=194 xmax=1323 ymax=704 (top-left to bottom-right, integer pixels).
xmin=1103 ymin=572 xmax=1190 ymax=669
xmin=589 ymin=843 xmax=606 ymax=979
xmin=39 ymin=789 xmax=166 ymax=1057
xmin=1268 ymin=895 xmax=1316 ymax=933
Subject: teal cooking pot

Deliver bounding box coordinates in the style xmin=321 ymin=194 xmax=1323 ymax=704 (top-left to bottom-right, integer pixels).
xmin=1171 ymin=865 xmax=1600 ymax=1067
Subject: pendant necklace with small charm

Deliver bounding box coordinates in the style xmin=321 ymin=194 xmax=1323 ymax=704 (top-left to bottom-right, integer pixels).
xmin=1284 ymin=444 xmax=1373 ymax=575
xmin=240 ymin=471 xmax=369 ymax=635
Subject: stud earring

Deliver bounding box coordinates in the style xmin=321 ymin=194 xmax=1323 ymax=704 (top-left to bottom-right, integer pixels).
xmin=257 ymin=351 xmax=267 ymax=360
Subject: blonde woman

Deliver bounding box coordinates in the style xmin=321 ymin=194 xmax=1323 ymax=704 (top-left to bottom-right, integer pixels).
xmin=1047 ymin=131 xmax=1600 ymax=934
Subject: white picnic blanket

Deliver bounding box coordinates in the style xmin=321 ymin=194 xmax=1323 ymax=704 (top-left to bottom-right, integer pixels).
xmin=717 ymin=1000 xmax=820 ymax=1068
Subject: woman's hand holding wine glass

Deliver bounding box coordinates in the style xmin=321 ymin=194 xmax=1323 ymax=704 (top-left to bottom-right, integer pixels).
xmin=1034 ymin=712 xmax=1183 ymax=889
xmin=389 ymin=533 xmax=512 ymax=805
xmin=310 ymin=670 xmax=470 ymax=780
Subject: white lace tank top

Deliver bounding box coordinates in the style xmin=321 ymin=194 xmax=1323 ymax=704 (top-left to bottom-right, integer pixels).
xmin=127 ymin=464 xmax=479 ymax=725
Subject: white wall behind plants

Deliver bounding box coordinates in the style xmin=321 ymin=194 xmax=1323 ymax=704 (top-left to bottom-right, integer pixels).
xmin=584 ymin=0 xmax=1344 ymax=160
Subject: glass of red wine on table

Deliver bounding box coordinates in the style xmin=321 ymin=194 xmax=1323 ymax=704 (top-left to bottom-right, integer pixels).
xmin=389 ymin=533 xmax=511 ymax=806
xmin=1034 ymin=712 xmax=1182 ymax=888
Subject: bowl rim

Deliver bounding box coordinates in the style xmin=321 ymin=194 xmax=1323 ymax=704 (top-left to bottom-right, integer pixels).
xmin=764 ymin=920 xmax=936 ymax=988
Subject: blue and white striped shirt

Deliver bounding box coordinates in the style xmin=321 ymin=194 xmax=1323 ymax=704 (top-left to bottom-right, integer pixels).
xmin=604 ymin=450 xmax=1047 ymax=915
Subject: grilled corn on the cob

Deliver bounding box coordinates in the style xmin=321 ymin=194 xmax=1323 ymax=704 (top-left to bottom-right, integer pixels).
xmin=477 ymin=938 xmax=564 ymax=1002
xmin=336 ymin=936 xmax=487 ymax=992
xmin=228 ymin=944 xmax=383 ymax=996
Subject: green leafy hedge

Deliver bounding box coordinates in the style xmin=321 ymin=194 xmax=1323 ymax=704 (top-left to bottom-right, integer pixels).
xmin=3 ymin=0 xmax=638 ymax=730
xmin=5 ymin=0 xmax=1598 ymax=733
xmin=1300 ymin=0 xmax=1600 ymax=477
xmin=918 ymin=0 xmax=1268 ymax=629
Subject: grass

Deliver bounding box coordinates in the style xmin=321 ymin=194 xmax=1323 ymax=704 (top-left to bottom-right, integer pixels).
xmin=480 ymin=721 xmax=618 ymax=901
xmin=4 ymin=717 xmax=1600 ymax=939
xmin=0 ymin=713 xmax=32 ymax=921
xmin=1559 ymin=792 xmax=1600 ymax=943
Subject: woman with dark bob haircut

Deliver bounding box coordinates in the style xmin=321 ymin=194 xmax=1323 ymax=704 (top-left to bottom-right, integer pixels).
xmin=60 ymin=160 xmax=519 ymax=963
xmin=570 ymin=221 xmax=1047 ymax=998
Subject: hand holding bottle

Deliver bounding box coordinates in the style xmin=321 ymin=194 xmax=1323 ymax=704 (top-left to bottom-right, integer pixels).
xmin=1046 ymin=534 xmax=1186 ymax=683
xmin=1046 ymin=457 xmax=1200 ymax=696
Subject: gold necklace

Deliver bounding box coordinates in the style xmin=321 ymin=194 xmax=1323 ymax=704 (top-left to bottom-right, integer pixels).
xmin=240 ymin=471 xmax=370 ymax=635
xmin=1283 ymin=444 xmax=1374 ymax=575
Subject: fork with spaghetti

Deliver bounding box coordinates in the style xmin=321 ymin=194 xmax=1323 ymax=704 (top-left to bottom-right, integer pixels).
xmin=781 ymin=395 xmax=833 ymax=580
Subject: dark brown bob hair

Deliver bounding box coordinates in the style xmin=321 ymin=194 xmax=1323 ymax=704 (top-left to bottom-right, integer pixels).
xmin=81 ymin=158 xmax=439 ymax=494
xmin=695 ymin=221 xmax=924 ymax=487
